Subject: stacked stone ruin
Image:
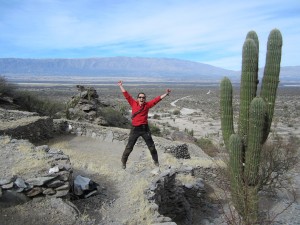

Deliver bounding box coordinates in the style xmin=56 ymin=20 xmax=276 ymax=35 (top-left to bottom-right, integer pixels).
xmin=164 ymin=143 xmax=191 ymax=159
xmin=0 ymin=140 xmax=72 ymax=205
xmin=66 ymin=85 xmax=110 ymax=125
xmin=0 ymin=107 xmax=211 ymax=224
xmin=145 ymin=167 xmax=206 ymax=224
xmin=0 ymin=137 xmax=100 ymax=207
xmin=0 ymin=108 xmax=53 ymax=143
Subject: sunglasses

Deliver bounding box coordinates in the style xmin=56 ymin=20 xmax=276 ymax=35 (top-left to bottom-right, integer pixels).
xmin=138 ymin=96 xmax=146 ymax=99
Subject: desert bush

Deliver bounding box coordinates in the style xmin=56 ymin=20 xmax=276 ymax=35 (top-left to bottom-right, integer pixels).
xmin=196 ymin=137 xmax=219 ymax=157
xmin=13 ymin=90 xmax=65 ymax=117
xmin=148 ymin=123 xmax=161 ymax=136
xmin=0 ymin=76 xmax=64 ymax=117
xmin=0 ymin=75 xmax=16 ymax=96
xmin=98 ymin=107 xmax=130 ymax=128
xmin=152 ymin=114 xmax=160 ymax=119
xmin=173 ymin=109 xmax=181 ymax=115
xmin=184 ymin=128 xmax=194 ymax=136
xmin=259 ymin=134 xmax=299 ymax=192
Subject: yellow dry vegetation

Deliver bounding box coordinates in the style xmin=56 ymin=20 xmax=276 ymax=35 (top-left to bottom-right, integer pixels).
xmin=176 ymin=173 xmax=196 ymax=185
xmin=0 ymin=136 xmax=11 ymax=145
xmin=12 ymin=143 xmax=48 ymax=176
xmin=127 ymin=178 xmax=154 ymax=225
xmin=49 ymin=140 xmax=124 ymax=182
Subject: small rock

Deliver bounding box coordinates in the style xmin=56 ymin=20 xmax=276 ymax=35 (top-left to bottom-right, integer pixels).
xmin=26 ymin=176 xmax=56 ymax=186
xmin=49 ymin=166 xmax=60 ymax=174
xmin=43 ymin=188 xmax=56 ymax=195
xmin=2 ymin=182 xmax=14 ymax=189
xmin=15 ymin=177 xmax=27 ymax=188
xmin=26 ymin=187 xmax=43 ymax=197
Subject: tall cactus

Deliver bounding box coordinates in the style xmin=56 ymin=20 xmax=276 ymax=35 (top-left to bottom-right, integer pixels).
xmin=261 ymin=29 xmax=282 ymax=142
xmin=220 ymin=29 xmax=282 ymax=223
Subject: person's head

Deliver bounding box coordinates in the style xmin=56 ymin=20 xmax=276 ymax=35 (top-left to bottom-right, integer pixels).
xmin=137 ymin=92 xmax=146 ymax=104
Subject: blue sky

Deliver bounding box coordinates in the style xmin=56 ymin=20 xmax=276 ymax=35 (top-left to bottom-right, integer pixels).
xmin=0 ymin=0 xmax=299 ymax=70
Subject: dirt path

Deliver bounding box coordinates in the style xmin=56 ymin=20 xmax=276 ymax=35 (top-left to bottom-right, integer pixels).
xmin=48 ymin=135 xmax=154 ymax=224
xmin=46 ymin=133 xmax=218 ymax=225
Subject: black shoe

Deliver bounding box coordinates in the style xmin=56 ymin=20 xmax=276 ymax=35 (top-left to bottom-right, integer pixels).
xmin=154 ymin=161 xmax=159 ymax=167
xmin=122 ymin=163 xmax=126 ymax=169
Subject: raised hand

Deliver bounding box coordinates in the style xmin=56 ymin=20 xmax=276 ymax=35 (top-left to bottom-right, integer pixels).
xmin=118 ymin=80 xmax=123 ymax=86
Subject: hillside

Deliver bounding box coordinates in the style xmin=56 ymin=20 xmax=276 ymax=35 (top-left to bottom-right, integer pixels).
xmin=0 ymin=57 xmax=299 ymax=83
xmin=0 ymin=57 xmax=238 ymax=82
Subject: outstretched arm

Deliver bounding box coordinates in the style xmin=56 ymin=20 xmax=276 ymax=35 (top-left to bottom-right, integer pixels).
xmin=118 ymin=80 xmax=126 ymax=92
xmin=160 ymin=89 xmax=171 ymax=100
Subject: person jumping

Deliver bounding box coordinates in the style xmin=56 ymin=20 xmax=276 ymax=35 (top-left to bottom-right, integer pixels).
xmin=118 ymin=80 xmax=171 ymax=169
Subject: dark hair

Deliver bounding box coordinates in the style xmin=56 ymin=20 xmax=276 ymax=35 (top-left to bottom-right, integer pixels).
xmin=137 ymin=92 xmax=146 ymax=98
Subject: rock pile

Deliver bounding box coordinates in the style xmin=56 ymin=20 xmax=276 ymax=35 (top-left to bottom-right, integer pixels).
xmin=145 ymin=168 xmax=206 ymax=225
xmin=66 ymin=85 xmax=109 ymax=125
xmin=63 ymin=85 xmax=130 ymax=128
xmin=164 ymin=143 xmax=191 ymax=159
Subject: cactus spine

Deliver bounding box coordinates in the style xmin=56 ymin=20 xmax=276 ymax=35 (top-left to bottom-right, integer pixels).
xmin=220 ymin=29 xmax=282 ymax=223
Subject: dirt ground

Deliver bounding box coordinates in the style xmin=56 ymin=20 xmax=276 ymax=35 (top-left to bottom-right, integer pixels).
xmin=0 ymin=131 xmax=219 ymax=225
xmin=1 ymin=86 xmax=300 ymax=225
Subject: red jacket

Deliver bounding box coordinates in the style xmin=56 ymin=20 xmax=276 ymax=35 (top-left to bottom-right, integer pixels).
xmin=123 ymin=91 xmax=161 ymax=126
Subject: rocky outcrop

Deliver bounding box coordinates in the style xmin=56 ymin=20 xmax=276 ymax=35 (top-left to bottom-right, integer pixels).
xmin=65 ymin=86 xmax=109 ymax=125
xmin=62 ymin=85 xmax=130 ymax=128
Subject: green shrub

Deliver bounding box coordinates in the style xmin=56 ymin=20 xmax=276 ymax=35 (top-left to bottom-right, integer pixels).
xmin=196 ymin=137 xmax=219 ymax=157
xmin=98 ymin=107 xmax=130 ymax=128
xmin=184 ymin=128 xmax=194 ymax=136
xmin=173 ymin=109 xmax=181 ymax=115
xmin=149 ymin=123 xmax=161 ymax=137
xmin=13 ymin=90 xmax=64 ymax=117
xmin=152 ymin=114 xmax=160 ymax=119
xmin=0 ymin=76 xmax=16 ymax=96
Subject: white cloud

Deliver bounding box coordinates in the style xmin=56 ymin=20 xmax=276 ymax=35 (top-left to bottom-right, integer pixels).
xmin=0 ymin=0 xmax=299 ymax=70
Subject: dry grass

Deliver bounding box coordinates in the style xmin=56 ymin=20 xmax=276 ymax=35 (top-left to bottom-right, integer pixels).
xmin=127 ymin=178 xmax=154 ymax=225
xmin=49 ymin=140 xmax=124 ymax=182
xmin=183 ymin=156 xmax=226 ymax=168
xmin=12 ymin=143 xmax=49 ymax=176
xmin=0 ymin=136 xmax=11 ymax=145
xmin=176 ymin=173 xmax=196 ymax=184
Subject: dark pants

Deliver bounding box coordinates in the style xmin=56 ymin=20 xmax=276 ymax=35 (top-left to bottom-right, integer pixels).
xmin=121 ymin=124 xmax=158 ymax=164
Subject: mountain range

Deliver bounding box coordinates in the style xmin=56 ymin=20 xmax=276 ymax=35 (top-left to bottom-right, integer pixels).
xmin=0 ymin=57 xmax=299 ymax=83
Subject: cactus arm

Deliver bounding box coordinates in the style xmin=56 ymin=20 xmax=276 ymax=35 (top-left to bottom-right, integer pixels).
xmin=246 ymin=31 xmax=259 ymax=65
xmin=229 ymin=134 xmax=245 ymax=216
xmin=244 ymin=97 xmax=266 ymax=185
xmin=220 ymin=77 xmax=235 ymax=149
xmin=238 ymin=39 xmax=259 ymax=146
xmin=260 ymin=29 xmax=282 ymax=143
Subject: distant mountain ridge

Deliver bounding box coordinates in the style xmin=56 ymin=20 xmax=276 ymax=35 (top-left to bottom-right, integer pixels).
xmin=0 ymin=57 xmax=299 ymax=82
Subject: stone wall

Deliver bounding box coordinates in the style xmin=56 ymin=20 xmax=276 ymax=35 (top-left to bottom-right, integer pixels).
xmin=0 ymin=136 xmax=72 ymax=207
xmin=0 ymin=109 xmax=53 ymax=143
xmin=53 ymin=119 xmax=152 ymax=148
xmin=145 ymin=168 xmax=206 ymax=225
